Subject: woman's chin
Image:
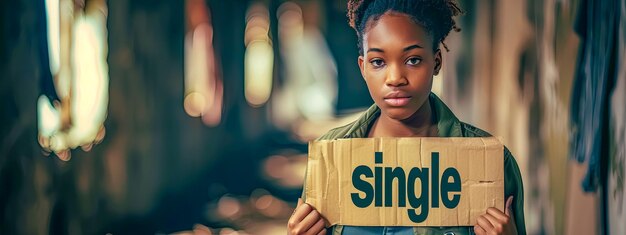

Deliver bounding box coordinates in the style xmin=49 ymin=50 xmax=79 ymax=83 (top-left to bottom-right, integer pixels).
xmin=382 ymin=108 xmax=415 ymax=121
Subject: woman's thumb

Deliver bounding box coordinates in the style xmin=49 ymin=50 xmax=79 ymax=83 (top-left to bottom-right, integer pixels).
xmin=505 ymin=196 xmax=514 ymax=216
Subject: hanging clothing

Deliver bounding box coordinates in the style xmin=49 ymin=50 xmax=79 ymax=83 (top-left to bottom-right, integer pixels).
xmin=570 ymin=0 xmax=619 ymax=192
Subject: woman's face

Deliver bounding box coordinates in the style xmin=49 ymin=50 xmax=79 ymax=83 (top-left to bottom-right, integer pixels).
xmin=358 ymin=12 xmax=441 ymax=121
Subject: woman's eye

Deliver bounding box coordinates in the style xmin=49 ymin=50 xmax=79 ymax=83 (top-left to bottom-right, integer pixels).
xmin=406 ymin=57 xmax=422 ymax=66
xmin=370 ymin=59 xmax=385 ymax=68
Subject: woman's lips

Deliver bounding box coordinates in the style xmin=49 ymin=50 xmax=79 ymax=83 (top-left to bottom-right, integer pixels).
xmin=383 ymin=97 xmax=412 ymax=106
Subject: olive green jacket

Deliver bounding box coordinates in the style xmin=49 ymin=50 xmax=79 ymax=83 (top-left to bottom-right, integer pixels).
xmin=302 ymin=93 xmax=526 ymax=235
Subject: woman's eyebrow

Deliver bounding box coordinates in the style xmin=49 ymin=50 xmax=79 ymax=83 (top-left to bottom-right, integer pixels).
xmin=367 ymin=48 xmax=385 ymax=53
xmin=366 ymin=44 xmax=423 ymax=53
xmin=403 ymin=44 xmax=422 ymax=51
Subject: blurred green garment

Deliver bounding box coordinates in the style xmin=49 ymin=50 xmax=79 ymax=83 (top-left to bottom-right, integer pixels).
xmin=302 ymin=93 xmax=526 ymax=235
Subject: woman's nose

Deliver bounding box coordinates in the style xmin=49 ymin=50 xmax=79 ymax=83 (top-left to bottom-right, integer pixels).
xmin=385 ymin=65 xmax=408 ymax=87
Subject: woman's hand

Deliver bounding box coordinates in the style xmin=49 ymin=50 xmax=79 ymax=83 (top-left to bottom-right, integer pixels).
xmin=287 ymin=198 xmax=327 ymax=235
xmin=474 ymin=196 xmax=517 ymax=235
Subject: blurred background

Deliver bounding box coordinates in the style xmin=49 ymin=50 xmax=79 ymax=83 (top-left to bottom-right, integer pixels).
xmin=0 ymin=0 xmax=624 ymax=234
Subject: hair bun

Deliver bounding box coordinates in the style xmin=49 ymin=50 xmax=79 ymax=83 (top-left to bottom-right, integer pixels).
xmin=347 ymin=0 xmax=464 ymax=54
xmin=347 ymin=0 xmax=374 ymax=32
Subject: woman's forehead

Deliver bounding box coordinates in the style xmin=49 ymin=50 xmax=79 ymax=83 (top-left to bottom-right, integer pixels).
xmin=362 ymin=13 xmax=434 ymax=51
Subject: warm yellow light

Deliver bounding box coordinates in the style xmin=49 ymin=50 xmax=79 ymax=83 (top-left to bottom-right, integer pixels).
xmin=277 ymin=2 xmax=303 ymax=40
xmin=244 ymin=16 xmax=270 ymax=46
xmin=244 ymin=40 xmax=274 ymax=107
xmin=202 ymin=80 xmax=222 ymax=126
xmin=45 ymin=0 xmax=61 ymax=75
xmin=70 ymin=16 xmax=109 ymax=147
xmin=37 ymin=96 xmax=61 ymax=137
xmin=184 ymin=19 xmax=224 ymax=125
xmin=184 ymin=92 xmax=207 ymax=117
xmin=39 ymin=1 xmax=110 ymax=159
xmin=243 ymin=3 xmax=273 ymax=107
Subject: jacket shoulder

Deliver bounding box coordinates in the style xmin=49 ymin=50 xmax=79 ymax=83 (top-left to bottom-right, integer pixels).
xmin=316 ymin=121 xmax=355 ymax=140
xmin=460 ymin=122 xmax=492 ymax=137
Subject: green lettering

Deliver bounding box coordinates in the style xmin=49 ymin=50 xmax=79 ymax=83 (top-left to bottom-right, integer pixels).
xmin=407 ymin=167 xmax=429 ymax=223
xmin=351 ymin=165 xmax=374 ymax=208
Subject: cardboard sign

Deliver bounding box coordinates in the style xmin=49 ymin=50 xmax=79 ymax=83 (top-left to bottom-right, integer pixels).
xmin=305 ymin=137 xmax=504 ymax=227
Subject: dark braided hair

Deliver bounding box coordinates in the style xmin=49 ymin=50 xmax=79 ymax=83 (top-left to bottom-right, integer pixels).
xmin=347 ymin=0 xmax=463 ymax=55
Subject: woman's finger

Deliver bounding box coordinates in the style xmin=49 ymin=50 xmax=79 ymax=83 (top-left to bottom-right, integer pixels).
xmin=482 ymin=213 xmax=505 ymax=232
xmin=305 ymin=218 xmax=326 ymax=235
xmin=288 ymin=203 xmax=313 ymax=230
xmin=295 ymin=209 xmax=321 ymax=233
xmin=473 ymin=225 xmax=487 ymax=235
xmin=476 ymin=215 xmax=494 ymax=231
xmin=486 ymin=207 xmax=510 ymax=224
xmin=482 ymin=212 xmax=499 ymax=224
xmin=292 ymin=203 xmax=312 ymax=222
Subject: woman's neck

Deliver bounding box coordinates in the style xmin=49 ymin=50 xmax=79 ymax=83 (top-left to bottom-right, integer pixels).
xmin=368 ymin=100 xmax=438 ymax=138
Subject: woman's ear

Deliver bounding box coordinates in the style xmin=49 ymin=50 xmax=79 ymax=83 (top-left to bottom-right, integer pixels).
xmin=434 ymin=49 xmax=442 ymax=76
xmin=358 ymin=55 xmax=366 ymax=80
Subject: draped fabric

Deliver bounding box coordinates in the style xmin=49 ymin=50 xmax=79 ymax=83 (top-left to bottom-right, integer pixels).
xmin=570 ymin=0 xmax=619 ymax=192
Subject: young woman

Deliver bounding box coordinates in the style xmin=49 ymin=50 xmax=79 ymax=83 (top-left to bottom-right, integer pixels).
xmin=287 ymin=1 xmax=526 ymax=234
